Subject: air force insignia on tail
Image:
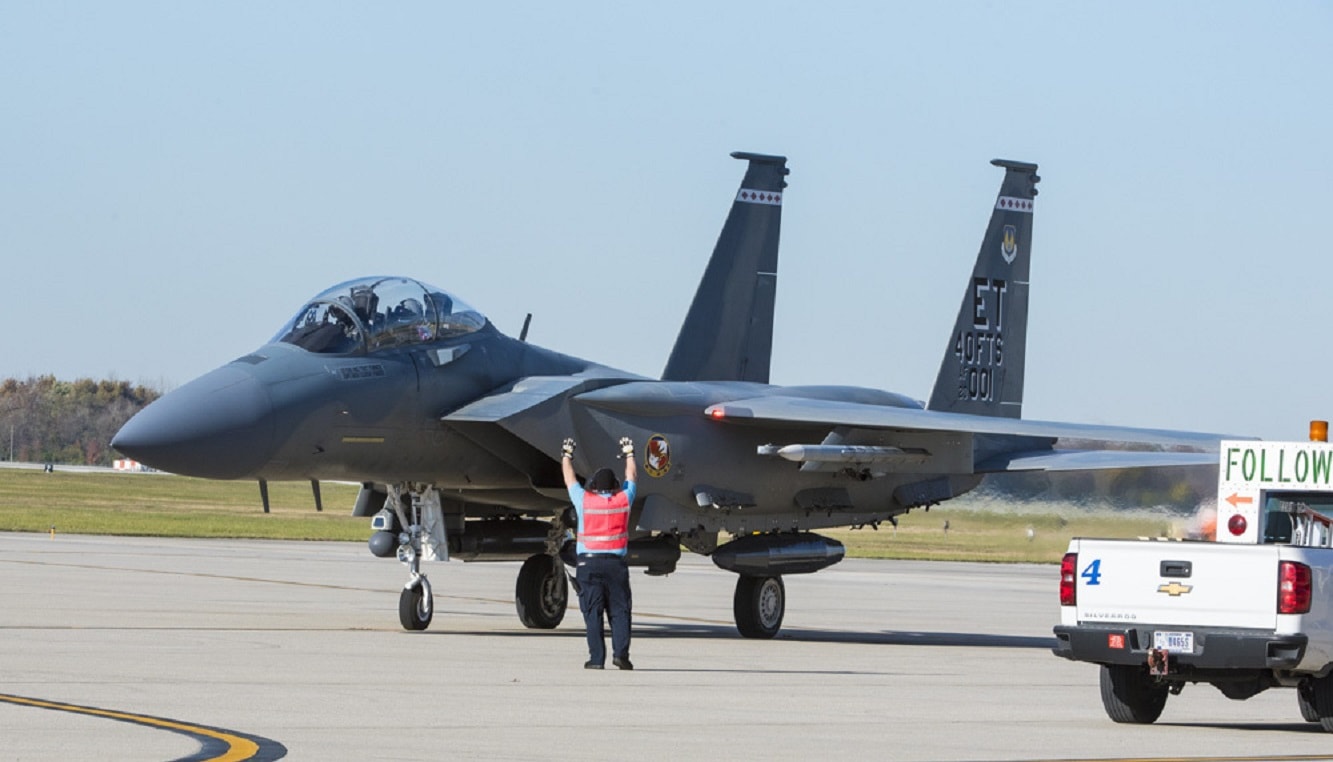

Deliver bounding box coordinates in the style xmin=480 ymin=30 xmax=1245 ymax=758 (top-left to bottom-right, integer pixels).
xmin=1001 ymin=224 xmax=1018 ymax=264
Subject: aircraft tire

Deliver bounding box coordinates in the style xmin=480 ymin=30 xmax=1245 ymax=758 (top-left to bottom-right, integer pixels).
xmin=515 ymin=553 xmax=567 ymax=629
xmin=399 ymin=582 xmax=432 ymax=631
xmin=1098 ymin=664 xmax=1167 ymax=724
xmin=733 ymin=575 xmax=784 ymax=639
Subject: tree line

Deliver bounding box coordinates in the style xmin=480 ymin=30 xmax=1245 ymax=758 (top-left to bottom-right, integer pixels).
xmin=982 ymin=462 xmax=1215 ymax=512
xmin=0 ymin=376 xmax=161 ymax=466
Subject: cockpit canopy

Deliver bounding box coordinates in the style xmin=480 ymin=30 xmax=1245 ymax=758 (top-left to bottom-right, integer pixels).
xmin=274 ymin=276 xmax=487 ymax=354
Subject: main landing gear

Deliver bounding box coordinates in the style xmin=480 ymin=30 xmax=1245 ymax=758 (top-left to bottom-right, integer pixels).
xmin=734 ymin=575 xmax=785 ymax=639
xmin=515 ymin=553 xmax=568 ymax=629
xmin=713 ymin=532 xmax=844 ymax=639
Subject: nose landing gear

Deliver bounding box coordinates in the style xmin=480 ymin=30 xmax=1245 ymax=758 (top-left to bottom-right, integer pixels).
xmin=377 ymin=484 xmax=448 ymax=632
xmin=400 ymin=573 xmax=433 ymax=631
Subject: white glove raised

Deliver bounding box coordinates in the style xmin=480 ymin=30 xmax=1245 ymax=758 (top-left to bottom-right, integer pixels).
xmin=619 ymin=436 xmax=634 ymax=457
xmin=561 ymin=438 xmax=576 ymax=459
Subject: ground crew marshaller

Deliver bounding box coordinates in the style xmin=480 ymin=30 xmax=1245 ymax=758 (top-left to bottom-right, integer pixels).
xmin=561 ymin=435 xmax=636 ymax=670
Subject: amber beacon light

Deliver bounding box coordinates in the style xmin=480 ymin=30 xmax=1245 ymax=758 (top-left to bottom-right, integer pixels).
xmin=1311 ymin=420 xmax=1328 ymax=443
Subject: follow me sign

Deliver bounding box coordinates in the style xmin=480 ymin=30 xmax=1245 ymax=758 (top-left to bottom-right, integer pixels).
xmin=1222 ymin=441 xmax=1333 ymax=488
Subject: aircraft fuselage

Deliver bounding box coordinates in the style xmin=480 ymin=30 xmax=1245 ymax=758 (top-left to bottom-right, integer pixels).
xmin=115 ymin=319 xmax=980 ymax=533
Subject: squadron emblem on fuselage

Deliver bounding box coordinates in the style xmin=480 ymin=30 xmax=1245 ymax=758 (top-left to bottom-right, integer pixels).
xmin=644 ymin=434 xmax=671 ymax=478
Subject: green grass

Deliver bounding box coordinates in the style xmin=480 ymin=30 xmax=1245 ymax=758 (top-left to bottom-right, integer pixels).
xmin=0 ymin=469 xmax=1178 ymax=561
xmin=822 ymin=505 xmax=1174 ymax=564
xmin=0 ymin=469 xmax=366 ymax=540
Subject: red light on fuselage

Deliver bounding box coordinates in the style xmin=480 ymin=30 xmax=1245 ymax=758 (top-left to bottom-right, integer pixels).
xmin=709 ymin=408 xmax=725 ymax=420
xmin=1228 ymin=514 xmax=1248 ymax=536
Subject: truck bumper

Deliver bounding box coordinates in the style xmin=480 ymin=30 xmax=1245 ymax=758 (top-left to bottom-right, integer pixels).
xmin=1052 ymin=624 xmax=1307 ymax=671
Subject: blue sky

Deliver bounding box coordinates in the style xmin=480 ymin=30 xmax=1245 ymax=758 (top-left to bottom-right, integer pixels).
xmin=3 ymin=2 xmax=1330 ymax=441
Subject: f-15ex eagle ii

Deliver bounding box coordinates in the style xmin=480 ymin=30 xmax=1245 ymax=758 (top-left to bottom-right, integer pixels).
xmin=113 ymin=152 xmax=1231 ymax=639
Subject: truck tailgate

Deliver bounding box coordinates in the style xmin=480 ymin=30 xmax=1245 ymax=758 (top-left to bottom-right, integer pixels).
xmin=1070 ymin=539 xmax=1278 ymax=630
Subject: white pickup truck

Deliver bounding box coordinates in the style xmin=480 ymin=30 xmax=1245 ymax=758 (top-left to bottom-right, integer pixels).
xmin=1053 ymin=435 xmax=1333 ymax=730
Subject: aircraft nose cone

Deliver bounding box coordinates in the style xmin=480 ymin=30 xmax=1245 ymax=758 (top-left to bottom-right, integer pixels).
xmin=112 ymin=366 xmax=275 ymax=478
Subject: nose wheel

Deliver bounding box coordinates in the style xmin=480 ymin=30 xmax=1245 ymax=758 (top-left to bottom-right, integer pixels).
xmin=381 ymin=484 xmax=446 ymax=632
xmin=399 ymin=576 xmax=433 ymax=631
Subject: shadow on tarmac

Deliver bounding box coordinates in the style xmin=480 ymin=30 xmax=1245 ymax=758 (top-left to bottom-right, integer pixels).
xmin=420 ymin=623 xmax=1055 ymax=649
xmin=1156 ymin=720 xmax=1326 ymax=735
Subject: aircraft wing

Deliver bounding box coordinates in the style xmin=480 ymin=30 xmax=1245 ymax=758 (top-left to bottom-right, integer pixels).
xmin=445 ymin=376 xmax=603 ymax=423
xmin=973 ymin=448 xmax=1219 ymax=472
xmin=703 ymin=395 xmax=1247 ymax=473
xmin=441 ymin=374 xmax=642 ymax=495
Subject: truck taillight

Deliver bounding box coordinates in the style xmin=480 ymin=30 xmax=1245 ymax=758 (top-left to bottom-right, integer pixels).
xmin=1060 ymin=552 xmax=1077 ymax=606
xmin=1279 ymin=561 xmax=1312 ymax=615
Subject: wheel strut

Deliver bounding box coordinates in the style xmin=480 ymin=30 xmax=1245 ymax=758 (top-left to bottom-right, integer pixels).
xmin=386 ymin=483 xmax=445 ymax=632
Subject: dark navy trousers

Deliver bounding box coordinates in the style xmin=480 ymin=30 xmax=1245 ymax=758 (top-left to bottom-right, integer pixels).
xmin=575 ymin=554 xmax=632 ymax=664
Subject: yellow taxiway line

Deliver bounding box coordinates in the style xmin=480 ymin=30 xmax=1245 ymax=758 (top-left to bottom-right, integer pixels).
xmin=0 ymin=693 xmax=281 ymax=761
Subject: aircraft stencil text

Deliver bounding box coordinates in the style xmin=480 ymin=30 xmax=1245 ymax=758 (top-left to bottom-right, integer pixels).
xmin=971 ymin=277 xmax=1007 ymax=330
xmin=952 ymin=277 xmax=1007 ymax=402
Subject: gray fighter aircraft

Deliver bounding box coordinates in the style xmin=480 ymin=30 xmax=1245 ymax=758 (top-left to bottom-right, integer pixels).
xmin=113 ymin=153 xmax=1227 ymax=639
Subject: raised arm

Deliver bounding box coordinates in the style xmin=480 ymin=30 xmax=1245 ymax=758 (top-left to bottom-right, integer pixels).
xmin=620 ymin=436 xmax=637 ymax=484
xmin=561 ymin=438 xmax=577 ymax=487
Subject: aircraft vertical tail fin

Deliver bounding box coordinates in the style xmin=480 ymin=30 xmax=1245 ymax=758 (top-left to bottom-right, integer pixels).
xmin=661 ymin=151 xmax=789 ymax=383
xmin=927 ymin=159 xmax=1040 ymax=418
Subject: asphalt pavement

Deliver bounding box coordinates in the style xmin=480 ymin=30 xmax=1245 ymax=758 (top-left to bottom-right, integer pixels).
xmin=1 ymin=532 xmax=1329 ymax=761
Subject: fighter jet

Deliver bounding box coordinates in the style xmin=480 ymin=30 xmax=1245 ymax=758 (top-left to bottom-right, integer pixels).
xmin=113 ymin=153 xmax=1228 ymax=639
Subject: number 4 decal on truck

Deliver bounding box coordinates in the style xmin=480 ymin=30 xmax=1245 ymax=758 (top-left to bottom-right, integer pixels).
xmin=1081 ymin=559 xmax=1103 ymax=585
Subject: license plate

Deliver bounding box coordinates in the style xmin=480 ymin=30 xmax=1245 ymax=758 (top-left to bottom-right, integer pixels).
xmin=1153 ymin=630 xmax=1194 ymax=653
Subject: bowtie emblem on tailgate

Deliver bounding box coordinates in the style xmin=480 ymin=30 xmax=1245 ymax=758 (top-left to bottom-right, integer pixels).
xmin=1157 ymin=581 xmax=1193 ymax=596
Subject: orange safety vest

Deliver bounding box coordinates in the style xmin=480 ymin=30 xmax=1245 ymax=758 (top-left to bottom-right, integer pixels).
xmin=579 ymin=490 xmax=631 ymax=553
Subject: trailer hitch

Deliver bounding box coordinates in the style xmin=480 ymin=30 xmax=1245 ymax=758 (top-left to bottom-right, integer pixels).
xmin=1148 ymin=647 xmax=1170 ymax=676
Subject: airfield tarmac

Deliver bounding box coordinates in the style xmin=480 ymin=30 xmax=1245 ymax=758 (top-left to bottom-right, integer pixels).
xmin=2 ymin=532 xmax=1331 ymax=762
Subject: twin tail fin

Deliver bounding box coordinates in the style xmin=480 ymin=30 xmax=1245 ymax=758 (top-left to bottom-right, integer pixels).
xmin=662 ymin=152 xmax=788 ymax=383
xmin=927 ymin=159 xmax=1040 ymax=419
